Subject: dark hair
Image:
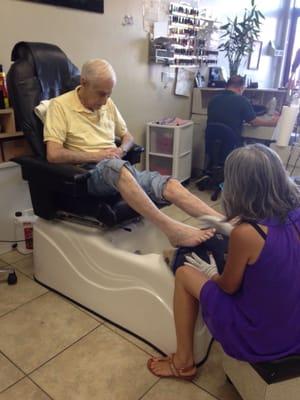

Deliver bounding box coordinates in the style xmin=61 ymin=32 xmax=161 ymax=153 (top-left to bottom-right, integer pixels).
xmin=222 ymin=144 xmax=300 ymax=222
xmin=226 ymin=75 xmax=245 ymax=89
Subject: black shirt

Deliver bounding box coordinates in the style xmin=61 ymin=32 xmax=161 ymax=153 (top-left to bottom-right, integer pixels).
xmin=207 ymin=90 xmax=256 ymax=136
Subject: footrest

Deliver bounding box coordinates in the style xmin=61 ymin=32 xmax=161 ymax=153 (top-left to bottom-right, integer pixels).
xmin=252 ymin=355 xmax=300 ymax=384
xmin=223 ymin=353 xmax=300 ymax=400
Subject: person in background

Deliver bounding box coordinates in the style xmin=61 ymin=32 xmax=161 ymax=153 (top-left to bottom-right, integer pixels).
xmin=147 ymin=144 xmax=300 ymax=380
xmin=207 ymin=75 xmax=279 ymax=139
xmin=44 ymin=59 xmax=221 ymax=248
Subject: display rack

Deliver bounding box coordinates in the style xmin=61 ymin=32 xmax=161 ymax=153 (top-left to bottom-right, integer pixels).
xmin=146 ymin=121 xmax=193 ymax=182
xmin=168 ymin=2 xmax=219 ymax=67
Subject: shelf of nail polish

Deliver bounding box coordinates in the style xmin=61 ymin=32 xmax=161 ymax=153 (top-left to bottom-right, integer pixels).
xmin=167 ymin=2 xmax=219 ymax=67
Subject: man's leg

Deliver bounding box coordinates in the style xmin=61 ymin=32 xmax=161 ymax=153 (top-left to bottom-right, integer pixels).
xmin=148 ymin=266 xmax=209 ymax=376
xmin=163 ymin=178 xmax=223 ymax=218
xmin=117 ymin=166 xmax=214 ymax=247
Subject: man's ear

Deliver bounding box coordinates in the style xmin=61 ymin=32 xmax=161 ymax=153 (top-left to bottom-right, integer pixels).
xmin=80 ymin=77 xmax=87 ymax=87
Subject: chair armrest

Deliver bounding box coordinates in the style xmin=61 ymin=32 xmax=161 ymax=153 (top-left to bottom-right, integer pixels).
xmin=115 ymin=137 xmax=144 ymax=165
xmin=12 ymin=156 xmax=91 ymax=183
xmin=124 ymin=144 xmax=144 ymax=164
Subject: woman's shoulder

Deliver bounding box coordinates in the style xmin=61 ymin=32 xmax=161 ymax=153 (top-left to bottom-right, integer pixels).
xmin=231 ymin=223 xmax=267 ymax=265
xmin=232 ymin=222 xmax=255 ymax=236
xmin=231 ymin=222 xmax=266 ymax=243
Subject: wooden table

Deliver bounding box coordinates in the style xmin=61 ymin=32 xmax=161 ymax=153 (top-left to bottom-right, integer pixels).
xmin=0 ymin=131 xmax=24 ymax=161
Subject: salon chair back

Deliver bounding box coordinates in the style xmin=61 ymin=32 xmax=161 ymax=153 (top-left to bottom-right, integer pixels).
xmin=197 ymin=122 xmax=241 ymax=201
xmin=7 ymin=42 xmax=143 ymax=226
xmin=205 ymin=122 xmax=241 ymax=168
xmin=7 ymin=41 xmax=80 ymax=158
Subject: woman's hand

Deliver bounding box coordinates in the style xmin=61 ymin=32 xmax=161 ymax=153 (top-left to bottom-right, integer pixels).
xmin=184 ymin=252 xmax=218 ymax=278
xmin=198 ymin=215 xmax=234 ymax=236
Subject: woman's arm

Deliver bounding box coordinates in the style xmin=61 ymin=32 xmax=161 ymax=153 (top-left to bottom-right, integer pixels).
xmin=212 ymin=223 xmax=265 ymax=294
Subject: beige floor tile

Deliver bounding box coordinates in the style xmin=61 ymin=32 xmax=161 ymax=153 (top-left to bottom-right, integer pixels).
xmin=0 ymin=378 xmax=51 ymax=400
xmin=31 ymin=325 xmax=158 ymax=400
xmin=0 ymin=259 xmax=9 ymax=268
xmin=194 ymin=342 xmax=241 ymax=400
xmin=142 ymin=379 xmax=215 ymax=400
xmin=13 ymin=255 xmax=34 ymax=279
xmin=184 ymin=217 xmax=200 ymax=228
xmin=69 ymin=300 xmax=104 ymax=323
xmin=0 ymin=272 xmax=48 ymax=317
xmin=105 ymin=321 xmax=161 ymax=358
xmin=188 ymin=186 xmax=216 ymax=205
xmin=161 ymin=204 xmax=190 ymax=222
xmin=0 ymin=251 xmax=31 ymax=265
xmin=0 ymin=353 xmax=24 ymax=392
xmin=212 ymin=202 xmax=224 ymax=214
xmin=0 ymin=292 xmax=100 ymax=374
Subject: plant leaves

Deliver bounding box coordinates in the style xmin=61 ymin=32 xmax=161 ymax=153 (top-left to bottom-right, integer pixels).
xmin=258 ymin=10 xmax=265 ymax=19
xmin=218 ymin=0 xmax=265 ymax=73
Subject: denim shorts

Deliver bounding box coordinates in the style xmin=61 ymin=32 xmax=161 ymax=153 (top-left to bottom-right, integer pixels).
xmin=87 ymin=158 xmax=171 ymax=205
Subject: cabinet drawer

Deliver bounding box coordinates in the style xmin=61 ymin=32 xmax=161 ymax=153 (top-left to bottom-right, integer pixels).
xmin=149 ymin=155 xmax=172 ymax=176
xmin=149 ymin=127 xmax=174 ymax=154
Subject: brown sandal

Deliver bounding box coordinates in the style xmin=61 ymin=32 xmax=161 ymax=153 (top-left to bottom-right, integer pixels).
xmin=147 ymin=354 xmax=197 ymax=381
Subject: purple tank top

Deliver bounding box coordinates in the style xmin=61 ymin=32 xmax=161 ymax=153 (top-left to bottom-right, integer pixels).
xmin=201 ymin=207 xmax=300 ymax=362
xmin=233 ymin=207 xmax=300 ymax=358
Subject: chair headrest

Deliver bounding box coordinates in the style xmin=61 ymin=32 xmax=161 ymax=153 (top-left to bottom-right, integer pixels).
xmin=11 ymin=41 xmax=80 ymax=99
xmin=7 ymin=42 xmax=80 ymax=158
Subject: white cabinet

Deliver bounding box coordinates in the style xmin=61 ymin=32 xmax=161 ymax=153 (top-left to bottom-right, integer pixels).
xmin=146 ymin=121 xmax=193 ymax=182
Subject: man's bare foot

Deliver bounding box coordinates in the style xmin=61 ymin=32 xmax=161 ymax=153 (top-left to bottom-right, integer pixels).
xmin=147 ymin=353 xmax=196 ymax=379
xmin=166 ymin=221 xmax=215 ymax=247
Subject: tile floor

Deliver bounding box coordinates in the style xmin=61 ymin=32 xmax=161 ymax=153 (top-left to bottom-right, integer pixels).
xmin=0 ymin=185 xmax=241 ymax=400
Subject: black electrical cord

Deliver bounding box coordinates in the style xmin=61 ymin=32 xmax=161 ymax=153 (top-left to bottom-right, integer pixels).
xmin=0 ymin=239 xmax=26 ymax=243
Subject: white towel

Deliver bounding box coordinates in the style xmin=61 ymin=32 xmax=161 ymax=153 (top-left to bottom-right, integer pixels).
xmin=198 ymin=215 xmax=233 ymax=236
xmin=34 ymin=100 xmax=51 ymax=123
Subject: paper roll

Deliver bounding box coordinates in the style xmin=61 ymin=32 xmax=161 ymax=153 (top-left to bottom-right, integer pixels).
xmin=272 ymin=105 xmax=299 ymax=147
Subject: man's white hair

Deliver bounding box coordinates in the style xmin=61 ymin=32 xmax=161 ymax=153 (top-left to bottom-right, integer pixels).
xmin=81 ymin=59 xmax=117 ymax=84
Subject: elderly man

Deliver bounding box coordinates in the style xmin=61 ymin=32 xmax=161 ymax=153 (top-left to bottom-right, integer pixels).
xmin=44 ymin=59 xmax=221 ymax=247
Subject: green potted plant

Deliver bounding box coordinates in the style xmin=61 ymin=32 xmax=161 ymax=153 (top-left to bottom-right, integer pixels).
xmin=218 ymin=0 xmax=265 ymax=76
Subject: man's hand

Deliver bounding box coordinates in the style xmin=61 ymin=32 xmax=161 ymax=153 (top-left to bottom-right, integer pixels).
xmin=96 ymin=147 xmax=122 ymax=161
xmin=98 ymin=146 xmax=128 ymax=161
xmin=270 ymin=114 xmax=280 ymax=125
xmin=250 ymin=113 xmax=280 ymax=128
xmin=184 ymin=252 xmax=218 ymax=278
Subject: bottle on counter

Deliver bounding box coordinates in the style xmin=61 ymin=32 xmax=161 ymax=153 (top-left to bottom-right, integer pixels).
xmin=267 ymin=96 xmax=277 ymax=115
xmin=0 ymin=89 xmax=4 ymax=109
xmin=0 ymin=65 xmax=9 ymax=109
xmin=290 ymin=92 xmax=300 ymax=108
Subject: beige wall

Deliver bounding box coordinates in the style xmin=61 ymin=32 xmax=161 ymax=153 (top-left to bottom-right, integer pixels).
xmin=1 ymin=0 xmax=290 ymax=149
xmin=1 ymin=0 xmax=191 ymax=148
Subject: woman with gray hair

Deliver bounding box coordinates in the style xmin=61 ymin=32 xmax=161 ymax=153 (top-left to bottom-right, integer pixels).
xmin=147 ymin=144 xmax=300 ymax=380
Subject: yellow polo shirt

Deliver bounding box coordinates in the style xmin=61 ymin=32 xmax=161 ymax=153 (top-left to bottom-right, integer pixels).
xmin=44 ymin=86 xmax=128 ymax=152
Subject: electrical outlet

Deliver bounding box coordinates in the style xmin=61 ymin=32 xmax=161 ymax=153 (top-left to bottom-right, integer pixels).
xmin=122 ymin=15 xmax=134 ymax=25
xmin=161 ymin=71 xmax=169 ymax=83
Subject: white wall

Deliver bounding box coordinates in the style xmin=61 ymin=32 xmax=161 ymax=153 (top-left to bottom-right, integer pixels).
xmin=0 ymin=0 xmax=290 ymax=148
xmin=1 ymin=0 xmax=191 ymax=148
